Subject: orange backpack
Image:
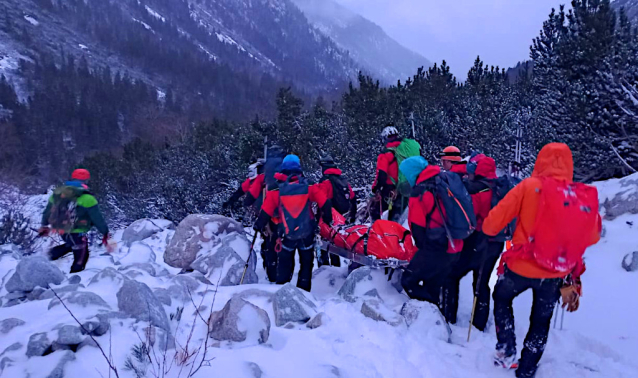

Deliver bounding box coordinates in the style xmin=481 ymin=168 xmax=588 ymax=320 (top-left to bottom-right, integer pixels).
xmin=529 ymin=178 xmax=599 ymax=273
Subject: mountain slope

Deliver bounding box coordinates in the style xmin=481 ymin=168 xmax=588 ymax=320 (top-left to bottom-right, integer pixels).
xmin=0 ymin=0 xmax=358 ymax=109
xmin=291 ymin=0 xmax=431 ymax=84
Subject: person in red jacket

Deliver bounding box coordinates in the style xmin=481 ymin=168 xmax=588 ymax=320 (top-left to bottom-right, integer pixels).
xmin=254 ymin=155 xmax=332 ymax=292
xmin=371 ymin=124 xmax=402 ymax=221
xmin=223 ymin=160 xmax=266 ymax=210
xmin=442 ymin=156 xmax=504 ymax=330
xmin=441 ymin=146 xmax=467 ymax=178
xmin=316 ymin=156 xmax=357 ymax=267
xmin=399 ymin=156 xmax=463 ymax=307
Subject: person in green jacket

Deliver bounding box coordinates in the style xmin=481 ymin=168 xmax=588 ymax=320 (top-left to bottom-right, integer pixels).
xmin=39 ymin=169 xmax=111 ymax=273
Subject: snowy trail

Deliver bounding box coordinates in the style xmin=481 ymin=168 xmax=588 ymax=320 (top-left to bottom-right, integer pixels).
xmin=0 ymin=186 xmax=637 ymax=377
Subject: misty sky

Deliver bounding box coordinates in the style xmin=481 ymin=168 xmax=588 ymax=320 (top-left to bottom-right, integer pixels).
xmin=335 ymin=0 xmax=569 ymax=79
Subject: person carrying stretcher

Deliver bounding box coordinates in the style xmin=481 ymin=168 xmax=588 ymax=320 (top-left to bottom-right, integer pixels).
xmin=254 ymin=155 xmax=332 ymax=292
xmin=316 ymin=155 xmax=357 ymax=267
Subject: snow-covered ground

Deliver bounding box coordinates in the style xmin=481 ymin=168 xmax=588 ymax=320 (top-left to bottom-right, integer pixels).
xmin=0 ymin=175 xmax=637 ymax=378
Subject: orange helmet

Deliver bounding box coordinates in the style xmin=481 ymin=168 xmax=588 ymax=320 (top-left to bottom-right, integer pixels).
xmin=71 ymin=168 xmax=91 ymax=181
xmin=440 ymin=146 xmax=462 ymax=162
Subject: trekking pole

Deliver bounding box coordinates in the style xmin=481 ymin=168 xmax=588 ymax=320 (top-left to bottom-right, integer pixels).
xmin=560 ymin=306 xmax=566 ymax=331
xmin=240 ymin=231 xmax=259 ymax=285
xmin=553 ymin=302 xmax=559 ymax=329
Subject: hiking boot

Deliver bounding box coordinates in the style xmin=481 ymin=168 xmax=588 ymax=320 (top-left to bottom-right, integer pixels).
xmin=494 ymin=351 xmax=518 ymax=370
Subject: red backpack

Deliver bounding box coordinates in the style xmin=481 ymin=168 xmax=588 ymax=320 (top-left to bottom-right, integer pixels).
xmin=530 ymin=178 xmax=599 ymax=273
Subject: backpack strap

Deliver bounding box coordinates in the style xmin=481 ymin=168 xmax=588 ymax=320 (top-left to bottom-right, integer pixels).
xmin=351 ymin=229 xmax=370 ymax=256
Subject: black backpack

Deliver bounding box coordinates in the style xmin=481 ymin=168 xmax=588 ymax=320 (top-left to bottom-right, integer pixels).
xmin=278 ymin=175 xmax=314 ymax=240
xmin=264 ymin=147 xmax=286 ymax=190
xmin=322 ymin=174 xmax=351 ymax=215
xmin=49 ymin=186 xmax=85 ymax=234
xmin=481 ymin=175 xmax=517 ymax=242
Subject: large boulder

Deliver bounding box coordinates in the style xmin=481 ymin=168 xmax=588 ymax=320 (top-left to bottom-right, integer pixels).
xmin=164 ymin=214 xmax=245 ymax=269
xmin=122 ymin=219 xmax=174 ymax=246
xmin=272 ymin=283 xmax=317 ymax=327
xmin=55 ymin=325 xmax=85 ymax=346
xmin=601 ymin=175 xmax=638 ymax=220
xmin=209 ymin=297 xmax=270 ymax=346
xmin=622 ymin=251 xmax=638 ymax=272
xmin=400 ymin=300 xmax=451 ymax=343
xmin=116 ymin=279 xmax=170 ymax=332
xmin=5 ymin=256 xmax=64 ymax=293
xmin=191 ymin=246 xmax=257 ymax=286
xmin=337 ymin=267 xmax=384 ymax=303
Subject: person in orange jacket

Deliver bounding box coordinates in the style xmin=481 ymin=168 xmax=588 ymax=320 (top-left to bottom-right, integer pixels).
xmin=443 ymin=156 xmax=504 ymax=329
xmin=483 ymin=143 xmax=601 ymax=377
xmin=254 ymin=155 xmax=332 ymax=292
xmin=371 ymin=124 xmax=402 ymax=221
xmin=400 ymin=157 xmax=463 ymax=307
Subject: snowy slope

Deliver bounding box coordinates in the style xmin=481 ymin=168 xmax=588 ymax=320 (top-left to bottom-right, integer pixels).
xmin=0 ymin=175 xmax=637 ymax=377
xmin=292 ymin=0 xmax=432 ymax=84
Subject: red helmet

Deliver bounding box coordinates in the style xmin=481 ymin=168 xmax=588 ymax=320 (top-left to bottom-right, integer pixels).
xmin=71 ymin=169 xmax=91 ymax=181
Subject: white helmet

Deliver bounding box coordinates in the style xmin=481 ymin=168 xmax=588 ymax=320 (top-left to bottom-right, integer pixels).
xmin=381 ymin=125 xmax=399 ymax=138
xmin=247 ymin=160 xmax=264 ymax=179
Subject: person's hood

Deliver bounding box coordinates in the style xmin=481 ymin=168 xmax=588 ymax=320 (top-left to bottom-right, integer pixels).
xmin=532 ymin=143 xmax=573 ymax=181
xmin=399 ymin=156 xmax=429 ymax=188
xmin=323 ymin=168 xmax=342 ymax=176
xmin=416 ymin=165 xmax=441 ymax=184
xmin=386 ymin=140 xmax=402 ymax=149
xmin=474 ymin=157 xmax=497 ymax=179
xmin=450 ymin=163 xmax=467 ymax=175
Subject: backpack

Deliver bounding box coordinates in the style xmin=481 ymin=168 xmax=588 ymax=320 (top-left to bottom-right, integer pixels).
xmin=388 ymin=139 xmax=421 ymax=197
xmin=530 ymin=178 xmax=599 ymax=273
xmin=423 ymin=171 xmax=476 ymax=240
xmin=481 ymin=175 xmax=517 ymax=242
xmin=278 ymin=175 xmax=314 ymax=240
xmin=48 ymin=186 xmax=86 ymax=234
xmin=322 ymin=174 xmax=351 ymax=215
xmin=264 ymin=147 xmax=286 ymax=190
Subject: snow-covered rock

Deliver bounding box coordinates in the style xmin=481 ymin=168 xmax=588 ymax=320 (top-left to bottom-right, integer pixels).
xmin=164 ymin=214 xmax=245 ymax=269
xmin=622 ymin=251 xmax=638 ymax=272
xmin=116 ymin=279 xmax=170 ymax=332
xmin=39 ymin=284 xmax=83 ymax=301
xmin=26 ymin=332 xmax=51 ymax=357
xmin=48 ymin=291 xmax=110 ymax=310
xmin=88 ymin=267 xmax=126 ymax=287
xmin=306 ymin=312 xmax=329 ymax=329
xmin=121 ymin=219 xmax=174 ymax=246
xmin=400 ymin=300 xmax=451 ymax=343
xmin=272 ymin=283 xmax=317 ymax=327
xmin=191 ymin=245 xmax=257 ymax=286
xmin=41 ymin=350 xmax=76 ymax=378
xmin=54 ymin=325 xmax=84 ymax=346
xmin=361 ymin=299 xmax=405 ymax=327
xmin=0 ymin=318 xmax=25 ymax=334
xmin=598 ymin=174 xmax=638 ymax=220
xmin=5 ymin=256 xmax=64 ymax=293
xmin=116 ymin=241 xmax=156 ymax=266
xmin=209 ymin=297 xmax=270 ymax=346
xmin=80 ymin=314 xmax=110 ymax=337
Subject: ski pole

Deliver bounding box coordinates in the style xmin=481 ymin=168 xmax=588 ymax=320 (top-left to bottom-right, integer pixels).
xmin=240 ymin=231 xmax=259 ymax=285
xmin=553 ymin=302 xmax=559 ymax=329
xmin=560 ymin=306 xmax=565 ymax=331
xmin=468 ymin=244 xmax=488 ymax=342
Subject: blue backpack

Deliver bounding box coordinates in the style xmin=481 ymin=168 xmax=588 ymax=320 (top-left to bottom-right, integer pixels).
xmin=425 ymin=171 xmax=476 ymax=240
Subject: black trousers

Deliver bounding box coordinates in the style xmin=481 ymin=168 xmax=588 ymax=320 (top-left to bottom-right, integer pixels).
xmin=401 ymin=234 xmax=459 ymax=306
xmin=49 ymin=233 xmax=89 ymax=273
xmin=260 ymin=230 xmax=278 ymax=282
xmin=493 ymin=267 xmax=563 ymax=378
xmin=277 ymin=234 xmax=315 ymax=292
xmin=443 ymin=233 xmax=504 ymax=330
